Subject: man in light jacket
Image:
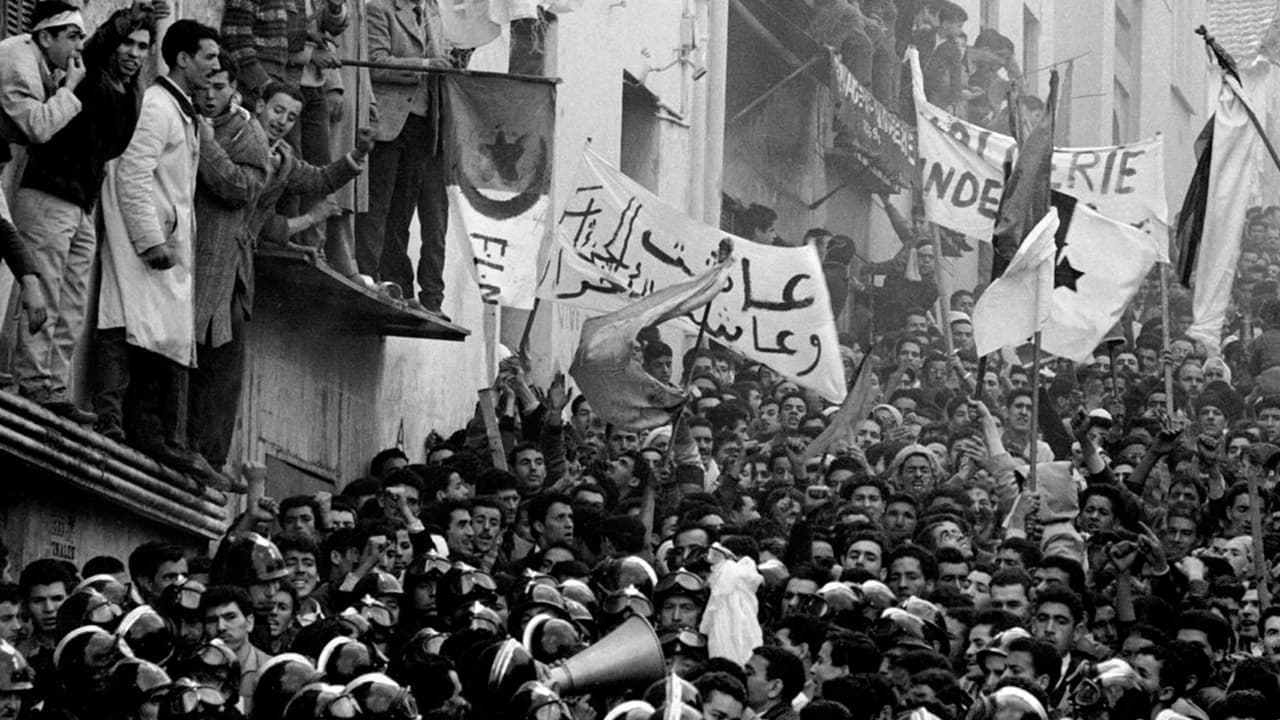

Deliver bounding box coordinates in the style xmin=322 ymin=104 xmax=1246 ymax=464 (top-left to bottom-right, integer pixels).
xmin=10 ymin=2 xmax=162 ymax=426
xmin=93 ymin=19 xmax=233 ymax=489
xmin=354 ymin=0 xmax=451 ymax=318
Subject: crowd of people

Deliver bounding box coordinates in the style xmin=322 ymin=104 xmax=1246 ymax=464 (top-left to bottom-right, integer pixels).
xmin=800 ymin=0 xmax=1029 ymax=135
xmin=0 ymin=0 xmax=510 ymax=491
xmin=5 ymin=2 xmax=1280 ymax=720
xmin=8 ymin=275 xmax=1280 ymax=720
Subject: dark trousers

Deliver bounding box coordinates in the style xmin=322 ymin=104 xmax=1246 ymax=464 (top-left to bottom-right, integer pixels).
xmin=188 ymin=301 xmax=246 ymax=469
xmin=354 ymin=113 xmax=447 ymax=308
xmin=91 ymin=328 xmax=189 ymax=452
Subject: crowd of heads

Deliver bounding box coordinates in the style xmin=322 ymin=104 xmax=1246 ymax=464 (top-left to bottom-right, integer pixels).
xmin=10 ymin=283 xmax=1280 ymax=720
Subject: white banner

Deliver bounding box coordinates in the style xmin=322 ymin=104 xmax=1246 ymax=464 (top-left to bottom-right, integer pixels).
xmin=907 ymin=49 xmax=1168 ymax=238
xmin=538 ymin=148 xmax=847 ymax=402
xmin=452 ymin=187 xmax=548 ymax=309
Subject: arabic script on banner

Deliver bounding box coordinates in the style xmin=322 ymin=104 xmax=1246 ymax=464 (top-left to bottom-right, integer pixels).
xmin=537 ymin=148 xmax=847 ymax=402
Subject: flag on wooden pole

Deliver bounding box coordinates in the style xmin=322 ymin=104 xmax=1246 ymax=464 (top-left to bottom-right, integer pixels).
xmin=1177 ymin=31 xmax=1262 ymax=353
xmin=569 ymin=247 xmax=734 ymax=432
xmin=1039 ymin=194 xmax=1168 ymax=361
xmin=989 ymin=70 xmax=1059 ymax=280
xmin=972 ymin=209 xmax=1059 ymax=357
xmin=802 ymin=357 xmax=877 ymax=461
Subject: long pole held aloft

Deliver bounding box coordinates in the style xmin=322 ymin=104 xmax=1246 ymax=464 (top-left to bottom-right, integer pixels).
xmin=931 ymin=225 xmax=954 ymax=355
xmin=1159 ymin=264 xmax=1175 ymax=416
xmin=1195 ymin=28 xmax=1280 ymax=176
xmin=1249 ymin=465 xmax=1271 ymax=611
xmin=1028 ymin=333 xmax=1042 ymax=492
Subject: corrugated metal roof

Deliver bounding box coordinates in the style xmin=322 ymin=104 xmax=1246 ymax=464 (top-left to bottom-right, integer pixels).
xmin=1209 ymin=0 xmax=1280 ymax=67
xmin=0 ymin=391 xmax=229 ymax=539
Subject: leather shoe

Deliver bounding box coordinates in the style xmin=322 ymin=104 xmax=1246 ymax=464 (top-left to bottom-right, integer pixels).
xmin=418 ymin=297 xmax=451 ymax=322
xmin=42 ymin=400 xmax=97 ymax=426
xmin=95 ymin=423 xmax=127 ymax=444
xmin=145 ymin=444 xmax=245 ymax=493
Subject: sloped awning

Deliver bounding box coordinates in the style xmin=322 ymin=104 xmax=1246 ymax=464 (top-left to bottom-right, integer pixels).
xmin=254 ymin=247 xmax=470 ymax=341
xmin=0 ymin=391 xmax=229 ymax=539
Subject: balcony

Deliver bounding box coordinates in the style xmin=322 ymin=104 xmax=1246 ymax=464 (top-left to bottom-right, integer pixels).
xmin=727 ymin=0 xmax=914 ymax=196
xmin=254 ymin=246 xmax=470 ymax=341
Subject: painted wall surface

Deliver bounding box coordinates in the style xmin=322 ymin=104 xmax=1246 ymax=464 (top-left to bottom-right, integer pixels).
xmin=0 ymin=473 xmax=202 ymax=574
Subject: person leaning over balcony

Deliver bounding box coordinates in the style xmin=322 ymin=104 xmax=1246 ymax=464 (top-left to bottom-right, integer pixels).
xmin=9 ymin=1 xmax=163 ymax=426
xmin=184 ymin=81 xmax=370 ymax=488
xmin=188 ymin=57 xmax=271 ymax=476
xmin=93 ymin=20 xmax=232 ymax=489
xmin=354 ymin=0 xmax=453 ymax=319
xmin=246 ymin=81 xmax=374 ymax=256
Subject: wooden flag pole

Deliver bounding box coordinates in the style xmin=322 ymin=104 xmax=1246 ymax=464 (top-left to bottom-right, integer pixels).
xmin=339 ymin=58 xmax=560 ymax=84
xmin=477 ymin=388 xmax=509 ymax=471
xmin=518 ymin=298 xmax=542 ymax=357
xmin=1028 ymin=333 xmax=1042 ymax=492
xmin=1159 ymin=264 xmax=1175 ymax=416
xmin=1196 ymin=27 xmax=1280 ymax=184
xmin=973 ymin=355 xmax=988 ymax=404
xmin=1249 ymin=466 xmax=1271 ymax=610
xmin=931 ymin=225 xmax=954 ymax=354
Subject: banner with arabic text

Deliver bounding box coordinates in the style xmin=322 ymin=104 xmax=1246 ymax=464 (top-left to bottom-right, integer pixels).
xmin=537 ymin=148 xmax=847 ymax=402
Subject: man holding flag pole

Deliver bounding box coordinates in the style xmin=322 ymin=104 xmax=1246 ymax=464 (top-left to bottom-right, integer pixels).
xmin=1175 ymin=25 xmax=1280 ymax=613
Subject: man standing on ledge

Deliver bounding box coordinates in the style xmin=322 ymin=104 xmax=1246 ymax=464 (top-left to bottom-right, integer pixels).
xmin=93 ymin=20 xmax=233 ymax=489
xmin=356 ymin=0 xmax=452 ymax=319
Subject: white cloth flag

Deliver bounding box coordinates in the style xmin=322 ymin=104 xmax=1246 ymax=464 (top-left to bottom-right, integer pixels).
xmin=1040 ymin=197 xmax=1168 ymax=361
xmin=1187 ymin=72 xmax=1263 ymax=353
xmin=906 ymin=48 xmax=1167 ymax=238
xmin=539 ymin=147 xmax=847 ymax=402
xmin=972 ymin=209 xmax=1060 ymax=357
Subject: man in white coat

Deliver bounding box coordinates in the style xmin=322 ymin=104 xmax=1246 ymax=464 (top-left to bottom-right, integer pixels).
xmin=93 ymin=19 xmax=230 ymax=488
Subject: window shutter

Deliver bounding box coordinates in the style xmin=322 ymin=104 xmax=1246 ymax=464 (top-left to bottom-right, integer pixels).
xmin=2 ymin=0 xmax=36 ymax=38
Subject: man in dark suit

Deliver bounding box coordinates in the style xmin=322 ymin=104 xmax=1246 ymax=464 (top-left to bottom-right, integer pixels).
xmin=355 ymin=0 xmax=451 ymax=318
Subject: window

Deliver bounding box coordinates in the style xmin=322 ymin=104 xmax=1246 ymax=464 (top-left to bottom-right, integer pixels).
xmin=1023 ymin=7 xmax=1041 ymax=88
xmin=1113 ymin=78 xmax=1131 ymax=144
xmin=981 ymin=0 xmax=998 ymax=30
xmin=1114 ymin=4 xmax=1133 ymax=62
xmin=1 ymin=0 xmax=34 ymax=37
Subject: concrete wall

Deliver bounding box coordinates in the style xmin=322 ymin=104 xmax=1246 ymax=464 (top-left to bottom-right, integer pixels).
xmin=1055 ymin=0 xmax=1210 ymax=222
xmin=1 ymin=470 xmax=202 ymax=573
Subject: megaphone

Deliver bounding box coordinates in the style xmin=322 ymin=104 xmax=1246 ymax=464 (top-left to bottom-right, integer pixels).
xmin=542 ymin=615 xmax=665 ymax=694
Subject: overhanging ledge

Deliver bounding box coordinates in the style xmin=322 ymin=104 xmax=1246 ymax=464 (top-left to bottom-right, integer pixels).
xmin=255 ymin=247 xmax=471 ymax=341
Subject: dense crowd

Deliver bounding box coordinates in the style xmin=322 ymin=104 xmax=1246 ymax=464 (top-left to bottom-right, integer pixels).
xmin=8 ymin=287 xmax=1280 ymax=720
xmin=3 ymin=1 xmax=1280 ymax=720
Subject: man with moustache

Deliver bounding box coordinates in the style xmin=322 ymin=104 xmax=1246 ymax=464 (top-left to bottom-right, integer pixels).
xmin=469 ymin=496 xmax=506 ymax=573
xmin=201 ymin=585 xmax=271 ymax=709
xmin=94 ymin=19 xmax=232 ymax=487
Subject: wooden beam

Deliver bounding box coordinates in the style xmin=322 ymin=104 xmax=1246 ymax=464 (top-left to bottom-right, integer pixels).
xmin=728 ymin=0 xmax=802 ymax=67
